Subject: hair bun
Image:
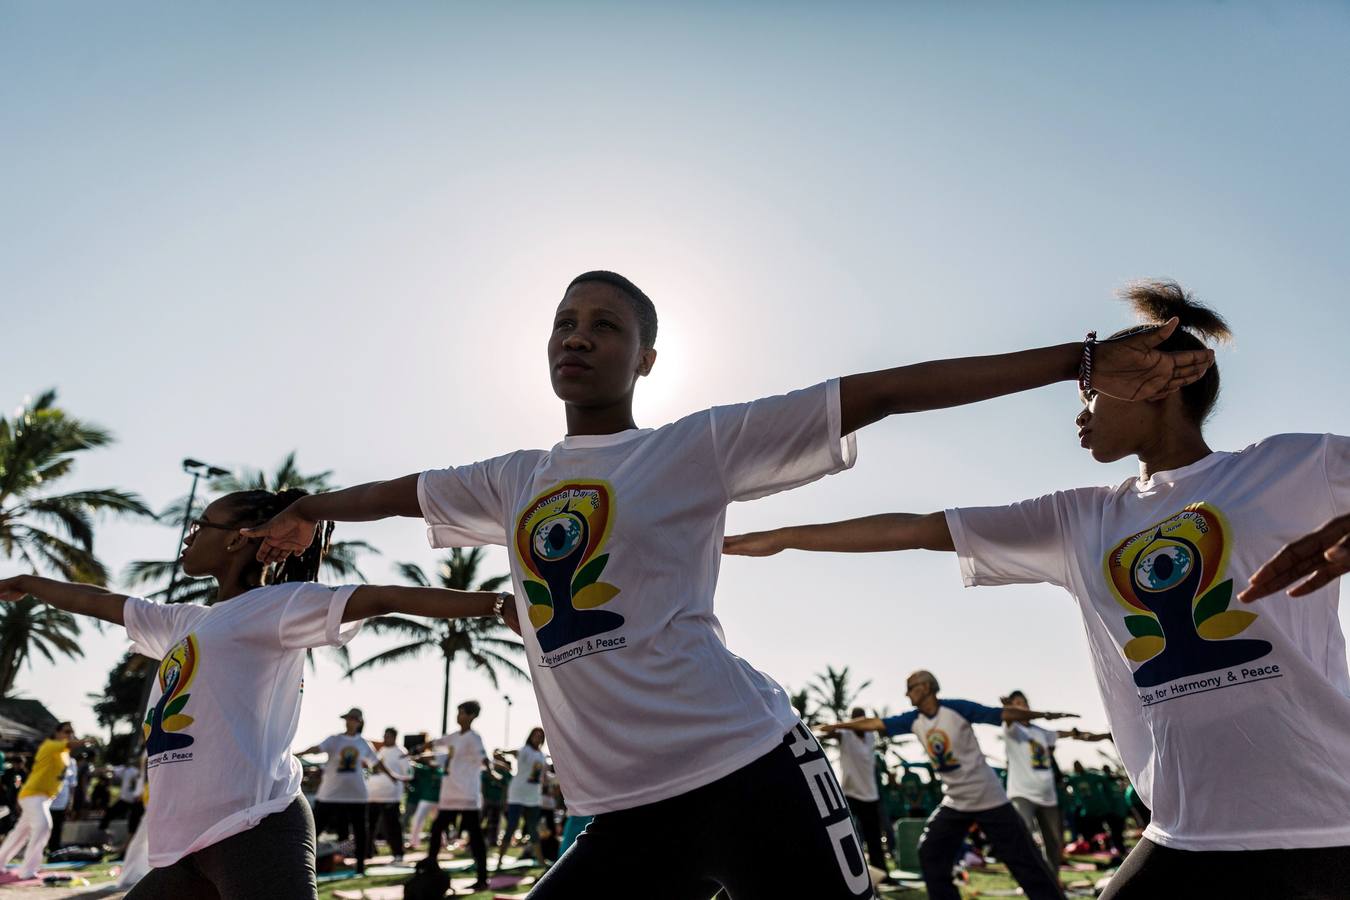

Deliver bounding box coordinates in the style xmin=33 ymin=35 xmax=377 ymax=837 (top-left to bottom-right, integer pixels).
xmin=1117 ymin=279 xmax=1232 ymax=343
xmin=274 ymin=487 xmax=309 ymax=505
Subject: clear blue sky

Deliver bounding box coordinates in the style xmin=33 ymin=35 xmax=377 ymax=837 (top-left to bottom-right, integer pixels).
xmin=3 ymin=2 xmax=1348 ymax=769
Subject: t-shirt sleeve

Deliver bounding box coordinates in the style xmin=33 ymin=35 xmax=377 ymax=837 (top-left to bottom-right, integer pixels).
xmin=122 ymin=596 xmax=198 ymax=659
xmin=278 ymin=584 xmax=362 ymax=649
xmin=1003 ymin=723 xmax=1029 ymax=743
xmin=710 ymin=379 xmax=858 ymax=503
xmin=319 ymin=735 xmax=338 ymax=756
xmin=418 ymin=454 xmax=523 ymax=549
xmin=945 ymin=488 xmax=1106 ymax=589
xmin=947 ymin=699 xmax=1004 ymax=726
xmin=881 ymin=711 xmax=918 ymax=736
xmin=360 ymin=739 xmax=380 ymax=766
xmin=1324 ymin=434 xmax=1350 ymax=515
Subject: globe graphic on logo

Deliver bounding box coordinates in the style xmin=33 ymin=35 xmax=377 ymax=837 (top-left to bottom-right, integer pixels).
xmin=532 ymin=513 xmax=584 ymax=561
xmin=1135 ymin=542 xmax=1192 ymax=592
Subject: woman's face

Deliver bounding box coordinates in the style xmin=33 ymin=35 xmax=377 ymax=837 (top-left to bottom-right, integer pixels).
xmin=1075 ymin=390 xmax=1165 ymax=464
xmin=179 ymin=498 xmax=246 ymax=578
xmin=548 ymin=282 xmax=655 ymax=408
xmin=527 ymin=727 xmax=546 ymax=749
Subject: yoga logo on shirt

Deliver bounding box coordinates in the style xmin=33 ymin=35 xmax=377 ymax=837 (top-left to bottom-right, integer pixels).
xmin=1028 ymin=738 xmax=1050 ymax=770
xmin=338 ymin=746 xmax=360 ymax=773
xmin=514 ymin=480 xmax=625 ymax=655
xmin=924 ymin=729 xmax=959 ymax=772
xmin=1104 ymin=503 xmax=1272 ymax=689
xmin=144 ymin=634 xmax=199 ymax=760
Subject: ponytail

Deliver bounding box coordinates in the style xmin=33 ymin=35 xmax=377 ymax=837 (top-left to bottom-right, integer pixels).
xmin=222 ymin=488 xmax=333 ymax=585
xmin=1112 ymin=279 xmax=1230 ymax=424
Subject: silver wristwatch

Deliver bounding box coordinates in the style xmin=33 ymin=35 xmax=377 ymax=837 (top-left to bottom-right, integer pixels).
xmin=492 ymin=591 xmax=512 ymax=619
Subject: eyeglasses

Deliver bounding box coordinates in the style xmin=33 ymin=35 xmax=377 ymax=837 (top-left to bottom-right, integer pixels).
xmin=186 ymin=518 xmax=238 ymax=539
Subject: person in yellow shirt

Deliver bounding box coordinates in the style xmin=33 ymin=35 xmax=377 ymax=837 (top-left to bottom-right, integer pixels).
xmin=0 ymin=722 xmax=89 ymax=883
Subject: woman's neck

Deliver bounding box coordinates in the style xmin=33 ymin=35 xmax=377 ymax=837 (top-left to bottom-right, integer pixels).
xmin=1137 ymin=426 xmax=1214 ymax=482
xmin=214 ymin=570 xmax=261 ymax=604
xmin=564 ymin=398 xmax=638 ymax=436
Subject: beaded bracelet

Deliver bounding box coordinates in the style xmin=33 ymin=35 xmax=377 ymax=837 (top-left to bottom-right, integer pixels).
xmin=1078 ymin=331 xmax=1097 ymax=394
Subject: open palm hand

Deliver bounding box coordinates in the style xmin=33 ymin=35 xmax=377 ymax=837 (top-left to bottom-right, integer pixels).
xmin=1093 ymin=318 xmax=1216 ymax=402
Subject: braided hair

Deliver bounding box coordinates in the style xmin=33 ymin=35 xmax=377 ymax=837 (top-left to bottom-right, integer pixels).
xmin=221 ymin=488 xmax=334 ymax=585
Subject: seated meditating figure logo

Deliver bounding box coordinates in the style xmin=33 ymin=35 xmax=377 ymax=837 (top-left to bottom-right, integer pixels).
xmin=338 ymin=747 xmax=360 ymax=773
xmin=925 ymin=729 xmax=959 ymax=772
xmin=1028 ymin=739 xmax=1050 ymax=770
xmin=143 ymin=634 xmax=199 ymax=756
xmin=514 ymin=481 xmax=624 ymax=654
xmin=1104 ymin=503 xmax=1272 ymax=689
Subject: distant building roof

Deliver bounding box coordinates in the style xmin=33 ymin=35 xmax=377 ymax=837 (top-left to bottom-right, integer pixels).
xmin=0 ymin=699 xmax=60 ymax=736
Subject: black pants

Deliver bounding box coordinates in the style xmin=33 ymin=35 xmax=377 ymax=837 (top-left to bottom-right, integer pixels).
xmin=126 ymin=797 xmax=316 ymax=900
xmin=313 ymin=800 xmax=368 ymax=874
xmin=918 ymin=803 xmax=1064 ymax=900
xmin=529 ymin=723 xmax=875 ymax=899
xmin=498 ymin=803 xmax=541 ymax=866
xmin=365 ymin=801 xmax=403 ymax=859
xmin=428 ymin=809 xmax=487 ymax=884
xmin=846 ymin=796 xmax=889 ymax=872
xmin=1100 ymin=837 xmax=1350 ymax=900
xmin=46 ymin=809 xmax=66 ymax=855
xmin=482 ymin=801 xmax=504 ymax=846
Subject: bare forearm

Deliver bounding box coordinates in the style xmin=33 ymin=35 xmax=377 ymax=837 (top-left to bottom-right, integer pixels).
xmin=343 ymin=585 xmax=499 ymax=623
xmin=841 ymin=343 xmax=1080 ymax=433
xmin=294 ymin=474 xmax=422 ymax=522
xmin=784 ymin=513 xmax=953 ymax=553
xmin=833 ymin=716 xmax=887 ymax=734
xmin=13 ymin=576 xmax=126 ymax=625
xmin=1003 ymin=707 xmax=1072 ymax=724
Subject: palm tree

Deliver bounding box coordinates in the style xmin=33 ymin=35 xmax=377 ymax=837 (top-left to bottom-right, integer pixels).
xmin=0 ymin=599 xmax=83 ymax=697
xmin=345 ymin=548 xmax=528 ymax=733
xmin=0 ymin=390 xmax=153 ymax=695
xmin=807 ymin=664 xmax=872 ymax=724
xmin=788 ymin=687 xmax=824 ymax=728
xmin=123 ymin=452 xmax=378 ymax=606
xmin=0 ymin=390 xmax=152 ymax=583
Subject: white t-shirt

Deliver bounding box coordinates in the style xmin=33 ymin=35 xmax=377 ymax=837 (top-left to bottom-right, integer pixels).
xmin=506 ymin=745 xmax=548 ymax=807
xmin=539 ymin=768 xmax=557 ymax=811
xmin=117 ymin=765 xmax=139 ymax=798
xmin=837 ymin=730 xmax=880 ymax=802
xmin=49 ymin=760 xmax=79 ymax=812
xmin=1003 ymin=723 xmax=1058 ymax=807
xmin=883 ymin=701 xmax=1009 ymax=813
xmin=123 ymin=583 xmax=362 ymax=867
xmin=316 ymin=734 xmax=378 ymax=803
xmin=433 ymin=730 xmax=487 ymax=811
xmin=418 ymin=380 xmax=856 ymax=815
xmin=366 ymin=746 xmax=411 ymax=804
xmin=947 ymin=433 xmax=1350 ymax=851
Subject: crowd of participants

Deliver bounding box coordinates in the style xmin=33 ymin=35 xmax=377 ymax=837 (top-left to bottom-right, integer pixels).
xmin=1 ymin=271 xmax=1347 ymax=898
xmin=295 ymin=703 xmax=575 ymax=892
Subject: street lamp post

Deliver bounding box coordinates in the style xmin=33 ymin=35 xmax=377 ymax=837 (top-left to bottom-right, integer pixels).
xmin=164 ymin=458 xmax=230 ymax=604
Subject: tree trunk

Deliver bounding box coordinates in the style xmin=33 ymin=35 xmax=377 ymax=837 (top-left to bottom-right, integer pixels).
xmin=441 ymin=653 xmax=452 ymax=735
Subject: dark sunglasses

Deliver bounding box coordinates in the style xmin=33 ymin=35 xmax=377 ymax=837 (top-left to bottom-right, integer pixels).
xmin=186 ymin=518 xmax=240 ymax=539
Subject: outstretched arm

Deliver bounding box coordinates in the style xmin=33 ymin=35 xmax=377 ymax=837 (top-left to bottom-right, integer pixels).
xmin=243 ymin=473 xmax=422 ymax=565
xmin=1059 ymin=728 xmax=1112 ymax=742
xmin=838 ymin=319 xmax=1214 ymax=435
xmin=341 ymin=585 xmax=511 ymax=627
xmin=819 ymin=717 xmax=888 ymax=735
xmin=725 ymin=512 xmax=953 ymax=557
xmin=1001 ymin=706 xmax=1076 ymax=724
xmin=0 ymin=575 xmax=128 ymax=626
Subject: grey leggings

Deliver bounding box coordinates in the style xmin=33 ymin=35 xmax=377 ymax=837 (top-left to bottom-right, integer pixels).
xmin=125 ymin=797 xmax=316 ymax=900
xmin=1011 ymin=797 xmax=1064 ymax=873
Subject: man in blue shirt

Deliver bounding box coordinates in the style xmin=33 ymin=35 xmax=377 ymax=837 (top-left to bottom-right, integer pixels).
xmin=824 ymin=670 xmax=1072 ymax=900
